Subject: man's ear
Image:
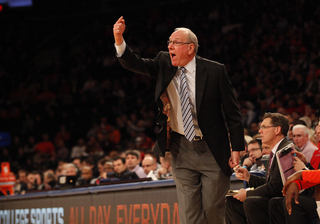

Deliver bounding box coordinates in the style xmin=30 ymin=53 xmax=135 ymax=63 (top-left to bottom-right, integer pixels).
xmin=188 ymin=43 xmax=195 ymax=55
xmin=275 ymin=126 xmax=281 ymax=135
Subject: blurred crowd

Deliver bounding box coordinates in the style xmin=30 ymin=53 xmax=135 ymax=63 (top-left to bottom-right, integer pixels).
xmin=0 ymin=0 xmax=320 ymax=194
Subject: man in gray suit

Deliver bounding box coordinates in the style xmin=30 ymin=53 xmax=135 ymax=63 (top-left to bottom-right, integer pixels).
xmin=113 ymin=16 xmax=244 ymax=224
xmin=226 ymin=112 xmax=291 ymax=224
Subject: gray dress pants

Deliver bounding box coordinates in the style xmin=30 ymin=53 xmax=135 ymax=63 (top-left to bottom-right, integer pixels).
xmin=170 ymin=132 xmax=230 ymax=224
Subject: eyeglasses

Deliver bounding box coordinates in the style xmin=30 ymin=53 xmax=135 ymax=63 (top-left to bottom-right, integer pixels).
xmin=167 ymin=40 xmax=191 ymax=46
xmin=259 ymin=125 xmax=277 ymax=130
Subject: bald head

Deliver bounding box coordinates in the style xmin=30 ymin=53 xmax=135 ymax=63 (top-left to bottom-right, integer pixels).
xmin=142 ymin=156 xmax=157 ymax=175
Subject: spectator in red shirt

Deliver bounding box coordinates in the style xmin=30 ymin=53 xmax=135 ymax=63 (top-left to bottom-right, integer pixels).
xmin=34 ymin=133 xmax=55 ymax=155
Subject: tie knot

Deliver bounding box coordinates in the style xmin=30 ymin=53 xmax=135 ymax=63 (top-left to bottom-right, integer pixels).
xmin=180 ymin=67 xmax=186 ymax=74
xmin=270 ymin=152 xmax=274 ymax=158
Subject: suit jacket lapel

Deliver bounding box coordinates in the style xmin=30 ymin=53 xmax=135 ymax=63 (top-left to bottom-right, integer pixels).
xmin=195 ymin=57 xmax=208 ymax=115
xmin=267 ymin=138 xmax=289 ymax=181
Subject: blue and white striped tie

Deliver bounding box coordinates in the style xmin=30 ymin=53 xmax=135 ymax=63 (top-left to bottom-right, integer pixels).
xmin=179 ymin=67 xmax=196 ymax=142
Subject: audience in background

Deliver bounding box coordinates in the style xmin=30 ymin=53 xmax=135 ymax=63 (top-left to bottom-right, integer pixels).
xmin=0 ymin=0 xmax=319 ymax=204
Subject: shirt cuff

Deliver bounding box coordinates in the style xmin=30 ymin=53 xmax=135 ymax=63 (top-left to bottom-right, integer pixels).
xmin=115 ymin=40 xmax=126 ymax=57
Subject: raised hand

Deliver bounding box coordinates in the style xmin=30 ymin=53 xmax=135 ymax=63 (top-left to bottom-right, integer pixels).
xmin=113 ymin=16 xmax=126 ymax=45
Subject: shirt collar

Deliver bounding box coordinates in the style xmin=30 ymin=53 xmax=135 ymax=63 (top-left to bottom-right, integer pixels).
xmin=271 ymin=137 xmax=285 ymax=155
xmin=179 ymin=56 xmax=196 ymax=74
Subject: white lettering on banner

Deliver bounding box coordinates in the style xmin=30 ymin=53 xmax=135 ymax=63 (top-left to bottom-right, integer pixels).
xmin=0 ymin=207 xmax=64 ymax=224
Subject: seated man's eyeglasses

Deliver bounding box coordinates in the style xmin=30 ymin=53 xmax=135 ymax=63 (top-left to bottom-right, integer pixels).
xmin=259 ymin=125 xmax=277 ymax=130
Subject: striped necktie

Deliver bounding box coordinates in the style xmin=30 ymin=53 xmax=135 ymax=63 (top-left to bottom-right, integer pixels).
xmin=179 ymin=67 xmax=196 ymax=142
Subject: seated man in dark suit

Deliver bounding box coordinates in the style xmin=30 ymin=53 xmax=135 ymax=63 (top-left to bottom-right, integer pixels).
xmin=226 ymin=112 xmax=292 ymax=224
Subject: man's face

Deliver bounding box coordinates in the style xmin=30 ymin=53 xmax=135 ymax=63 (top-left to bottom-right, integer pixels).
xmin=262 ymin=144 xmax=271 ymax=155
xmin=142 ymin=157 xmax=156 ymax=175
xmin=98 ymin=163 xmax=105 ymax=174
xmin=126 ymin=154 xmax=139 ymax=169
xmin=248 ymin=142 xmax=262 ymax=163
xmin=259 ymin=118 xmax=277 ymax=145
xmin=19 ymin=171 xmax=27 ymax=183
xmin=66 ymin=166 xmax=77 ymax=176
xmin=72 ymin=159 xmax=82 ymax=170
xmin=81 ymin=168 xmax=93 ymax=181
xmin=104 ymin=163 xmax=114 ymax=172
xmin=288 ymin=124 xmax=294 ymax=140
xmin=27 ymin=174 xmax=35 ymax=184
xmin=293 ymin=128 xmax=309 ymax=148
xmin=113 ymin=159 xmax=127 ymax=174
xmin=168 ymin=30 xmax=192 ymax=67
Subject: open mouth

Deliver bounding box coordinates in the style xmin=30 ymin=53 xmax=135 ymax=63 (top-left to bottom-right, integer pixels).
xmin=170 ymin=53 xmax=176 ymax=59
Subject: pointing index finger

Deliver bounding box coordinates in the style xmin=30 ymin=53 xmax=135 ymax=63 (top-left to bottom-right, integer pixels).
xmin=117 ymin=16 xmax=125 ymax=25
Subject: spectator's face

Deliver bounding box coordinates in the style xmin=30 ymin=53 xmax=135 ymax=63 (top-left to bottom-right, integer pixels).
xmin=81 ymin=168 xmax=93 ymax=181
xmin=44 ymin=172 xmax=53 ymax=184
xmin=27 ymin=174 xmax=35 ymax=184
xmin=126 ymin=154 xmax=139 ymax=169
xmin=104 ymin=163 xmax=114 ymax=172
xmin=72 ymin=159 xmax=82 ymax=171
xmin=288 ymin=124 xmax=294 ymax=140
xmin=98 ymin=163 xmax=105 ymax=174
xmin=18 ymin=171 xmax=27 ymax=183
xmin=293 ymin=128 xmax=309 ymax=148
xmin=248 ymin=143 xmax=262 ymax=163
xmin=66 ymin=167 xmax=77 ymax=176
xmin=262 ymin=144 xmax=271 ymax=155
xmin=168 ymin=30 xmax=193 ymax=67
xmin=142 ymin=157 xmax=156 ymax=174
xmin=113 ymin=159 xmax=127 ymax=174
xmin=34 ymin=174 xmax=42 ymax=185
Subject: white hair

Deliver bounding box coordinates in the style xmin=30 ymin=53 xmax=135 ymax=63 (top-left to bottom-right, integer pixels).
xmin=292 ymin=124 xmax=309 ymax=136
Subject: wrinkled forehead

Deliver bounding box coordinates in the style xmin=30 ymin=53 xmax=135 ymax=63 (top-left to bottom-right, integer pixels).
xmin=292 ymin=128 xmax=304 ymax=134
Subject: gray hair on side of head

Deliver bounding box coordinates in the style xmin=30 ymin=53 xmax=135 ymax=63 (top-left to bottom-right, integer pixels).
xmin=174 ymin=27 xmax=199 ymax=54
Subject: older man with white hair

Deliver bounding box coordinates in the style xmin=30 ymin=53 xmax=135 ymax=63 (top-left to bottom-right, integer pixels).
xmin=292 ymin=124 xmax=318 ymax=162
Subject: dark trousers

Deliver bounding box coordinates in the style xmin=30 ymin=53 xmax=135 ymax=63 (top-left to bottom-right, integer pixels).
xmin=226 ymin=196 xmax=272 ymax=224
xmin=170 ymin=132 xmax=229 ymax=224
xmin=269 ymin=196 xmax=320 ymax=224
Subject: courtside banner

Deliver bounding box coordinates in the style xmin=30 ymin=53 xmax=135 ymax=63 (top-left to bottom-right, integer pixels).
xmin=0 ymin=180 xmax=180 ymax=224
